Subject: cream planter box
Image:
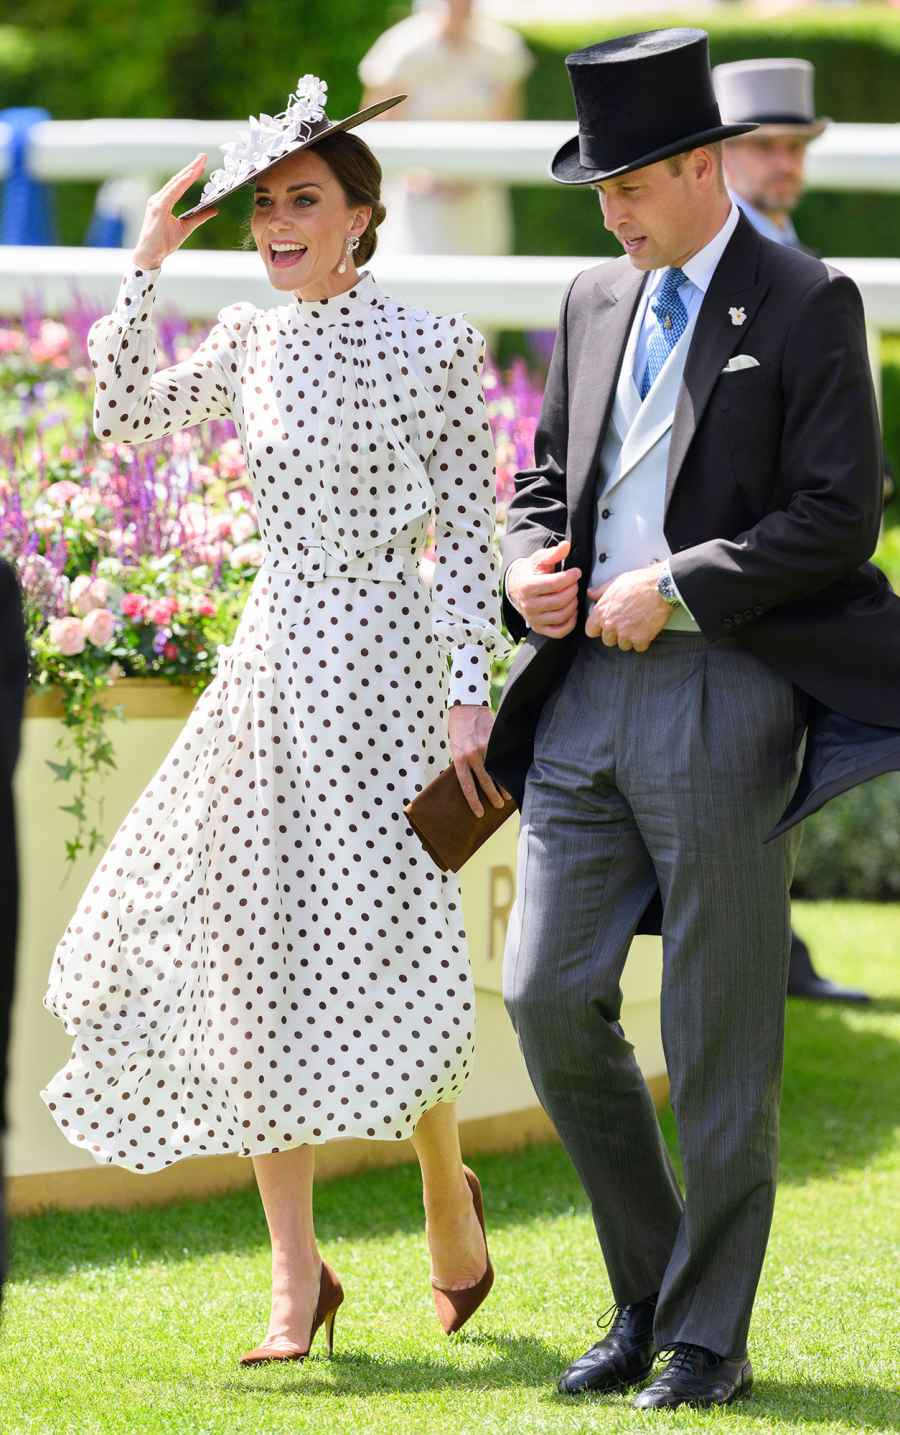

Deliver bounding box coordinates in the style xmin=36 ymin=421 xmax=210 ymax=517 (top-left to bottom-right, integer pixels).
xmin=7 ymin=682 xmax=665 ymax=1209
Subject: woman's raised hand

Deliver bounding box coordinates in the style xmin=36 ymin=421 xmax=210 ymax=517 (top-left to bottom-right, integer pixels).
xmin=132 ymin=154 xmax=218 ymax=271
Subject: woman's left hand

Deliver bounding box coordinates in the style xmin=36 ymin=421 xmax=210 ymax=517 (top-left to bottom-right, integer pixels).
xmin=448 ymin=705 xmax=510 ymax=818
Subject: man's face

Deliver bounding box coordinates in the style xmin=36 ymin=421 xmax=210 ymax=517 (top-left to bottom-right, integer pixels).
xmin=595 ymin=155 xmax=708 ymax=271
xmin=723 ymin=133 xmax=809 ymax=216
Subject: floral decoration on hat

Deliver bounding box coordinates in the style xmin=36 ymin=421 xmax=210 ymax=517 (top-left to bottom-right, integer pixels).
xmin=199 ymin=74 xmax=330 ymax=210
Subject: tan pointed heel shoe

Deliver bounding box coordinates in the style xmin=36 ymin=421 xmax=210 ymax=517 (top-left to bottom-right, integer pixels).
xmin=431 ymin=1166 xmax=495 ymax=1335
xmin=240 ymin=1261 xmax=344 ymax=1366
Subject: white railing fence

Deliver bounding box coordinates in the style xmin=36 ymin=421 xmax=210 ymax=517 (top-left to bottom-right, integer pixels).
xmin=3 ymin=119 xmax=900 ymax=191
xmin=3 ymin=246 xmax=900 ymax=329
xmin=1 ymin=248 xmax=892 ymax=409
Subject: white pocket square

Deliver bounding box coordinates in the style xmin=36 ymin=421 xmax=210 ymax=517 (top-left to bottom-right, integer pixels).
xmin=722 ymin=354 xmax=760 ymax=372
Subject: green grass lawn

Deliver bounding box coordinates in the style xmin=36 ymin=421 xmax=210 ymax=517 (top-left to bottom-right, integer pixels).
xmin=4 ymin=901 xmax=898 ymax=1434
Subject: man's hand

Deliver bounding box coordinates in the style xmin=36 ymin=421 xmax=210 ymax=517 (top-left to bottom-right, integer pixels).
xmin=586 ymin=562 xmax=673 ymax=652
xmin=448 ymin=705 xmax=511 ymax=817
xmin=507 ymin=539 xmax=582 ymax=638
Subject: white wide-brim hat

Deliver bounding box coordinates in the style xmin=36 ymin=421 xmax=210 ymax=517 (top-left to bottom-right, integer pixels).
xmin=179 ymin=75 xmax=405 ymax=221
xmin=713 ymin=58 xmax=829 ymax=141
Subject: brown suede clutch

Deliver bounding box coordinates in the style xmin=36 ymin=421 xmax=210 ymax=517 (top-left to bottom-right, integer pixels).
xmin=404 ymin=764 xmax=517 ymax=872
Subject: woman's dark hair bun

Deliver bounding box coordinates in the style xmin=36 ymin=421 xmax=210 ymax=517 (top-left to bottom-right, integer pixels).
xmin=314 ymin=129 xmax=386 ymax=264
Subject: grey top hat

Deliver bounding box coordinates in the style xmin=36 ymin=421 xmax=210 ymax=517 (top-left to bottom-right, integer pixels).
xmin=713 ymin=59 xmax=829 ymax=139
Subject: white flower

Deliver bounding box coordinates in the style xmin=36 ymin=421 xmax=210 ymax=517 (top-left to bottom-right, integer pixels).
xmin=728 ymin=306 xmax=747 ymax=327
xmin=202 ymin=73 xmax=329 ymax=202
xmin=291 ymin=75 xmax=328 ymax=113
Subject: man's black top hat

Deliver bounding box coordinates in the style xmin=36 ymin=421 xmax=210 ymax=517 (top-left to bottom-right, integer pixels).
xmin=551 ymin=28 xmax=757 ymax=185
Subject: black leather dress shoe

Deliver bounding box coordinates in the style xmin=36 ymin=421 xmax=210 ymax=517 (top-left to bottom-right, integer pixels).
xmin=632 ymin=1343 xmax=752 ymax=1409
xmin=788 ymin=933 xmax=870 ymax=1004
xmin=557 ymin=1298 xmax=657 ymax=1395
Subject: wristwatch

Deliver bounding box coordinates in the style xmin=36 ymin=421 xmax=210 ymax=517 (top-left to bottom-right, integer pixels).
xmin=656 ymin=567 xmax=682 ymax=607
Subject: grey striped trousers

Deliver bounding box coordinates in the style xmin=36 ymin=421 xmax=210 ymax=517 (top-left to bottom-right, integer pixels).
xmin=504 ymin=631 xmax=802 ymax=1357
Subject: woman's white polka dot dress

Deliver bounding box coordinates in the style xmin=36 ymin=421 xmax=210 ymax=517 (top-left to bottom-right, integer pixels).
xmin=41 ymin=267 xmax=506 ymax=1172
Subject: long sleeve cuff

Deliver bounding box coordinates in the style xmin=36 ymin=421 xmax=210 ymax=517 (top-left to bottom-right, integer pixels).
xmin=111 ymin=265 xmax=162 ymax=326
xmin=664 ymin=559 xmax=697 ymax=622
xmin=504 ymin=557 xmax=530 ymax=611
xmin=449 ymin=644 xmax=491 ymax=707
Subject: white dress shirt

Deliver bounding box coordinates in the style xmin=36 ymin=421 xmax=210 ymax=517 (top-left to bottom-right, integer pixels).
xmin=731 ymin=191 xmax=800 ymax=248
xmin=632 ymin=202 xmax=741 ymax=390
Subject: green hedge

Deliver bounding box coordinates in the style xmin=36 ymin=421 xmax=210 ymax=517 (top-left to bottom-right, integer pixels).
xmin=882 ymin=338 xmax=900 ymax=521
xmin=512 ymin=7 xmax=900 ymax=262
xmin=793 ymin=772 xmax=900 ymax=901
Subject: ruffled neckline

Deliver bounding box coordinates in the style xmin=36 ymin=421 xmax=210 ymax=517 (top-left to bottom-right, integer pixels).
xmin=292 ymin=269 xmax=386 ymax=327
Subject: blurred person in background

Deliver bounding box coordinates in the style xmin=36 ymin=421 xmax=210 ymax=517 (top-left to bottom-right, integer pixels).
xmin=359 ymin=0 xmax=533 ymax=256
xmin=714 ymin=59 xmax=826 ymax=252
xmin=716 ymin=57 xmax=873 ymax=1005
xmin=0 ymin=563 xmax=26 ymax=1305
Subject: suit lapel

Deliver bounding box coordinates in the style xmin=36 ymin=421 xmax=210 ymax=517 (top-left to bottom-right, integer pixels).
xmin=665 ymin=215 xmax=770 ymax=512
xmin=567 ymin=262 xmax=645 ymax=525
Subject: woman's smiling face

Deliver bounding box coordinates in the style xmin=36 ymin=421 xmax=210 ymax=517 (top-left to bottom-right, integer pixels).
xmin=250 ymin=147 xmax=371 ymax=299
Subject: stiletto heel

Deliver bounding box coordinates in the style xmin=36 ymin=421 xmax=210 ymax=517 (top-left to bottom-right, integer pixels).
xmin=240 ymin=1261 xmax=344 ymax=1365
xmin=431 ymin=1166 xmax=494 ymax=1335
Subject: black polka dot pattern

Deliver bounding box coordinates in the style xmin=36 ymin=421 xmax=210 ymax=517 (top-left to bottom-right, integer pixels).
xmin=41 ymin=268 xmax=506 ymax=1172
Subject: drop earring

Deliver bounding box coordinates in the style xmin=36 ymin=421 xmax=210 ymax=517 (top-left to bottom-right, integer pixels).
xmin=337 ymin=234 xmax=360 ymax=275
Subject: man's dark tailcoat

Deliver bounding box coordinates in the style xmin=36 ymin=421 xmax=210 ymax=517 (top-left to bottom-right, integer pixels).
xmin=487 ymin=214 xmax=900 ymax=933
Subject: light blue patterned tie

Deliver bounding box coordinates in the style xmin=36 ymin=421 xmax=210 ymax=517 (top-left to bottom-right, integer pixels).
xmin=639 ymin=267 xmax=689 ymax=400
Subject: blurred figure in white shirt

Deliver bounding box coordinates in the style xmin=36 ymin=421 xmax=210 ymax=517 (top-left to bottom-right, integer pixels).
xmin=359 ymin=0 xmax=533 ymax=255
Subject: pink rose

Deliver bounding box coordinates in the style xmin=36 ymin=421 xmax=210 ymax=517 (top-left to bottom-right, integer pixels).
xmin=47 ymin=480 xmax=81 ymax=507
xmin=217 ymin=438 xmax=246 ymax=478
xmin=195 ymin=597 xmax=216 ymax=617
xmin=83 ymin=608 xmax=116 ymax=647
xmin=147 ymin=597 xmax=179 ymax=625
xmin=192 ymin=543 xmax=223 ymax=566
xmin=30 ymin=320 xmax=70 ymax=365
xmin=231 ymin=511 xmax=257 ymax=544
xmin=71 ymin=575 xmax=109 ymax=615
xmin=230 ymin=541 xmax=264 ymax=569
xmin=48 ymin=617 xmax=86 ymax=656
xmin=121 ymin=592 xmax=148 ymax=620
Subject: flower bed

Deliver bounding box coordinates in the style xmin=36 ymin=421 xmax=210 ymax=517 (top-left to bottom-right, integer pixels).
xmin=0 ymin=301 xmax=540 ymax=862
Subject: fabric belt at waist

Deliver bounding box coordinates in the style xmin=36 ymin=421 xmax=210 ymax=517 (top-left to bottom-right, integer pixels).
xmin=262 ymin=544 xmax=421 ymax=582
